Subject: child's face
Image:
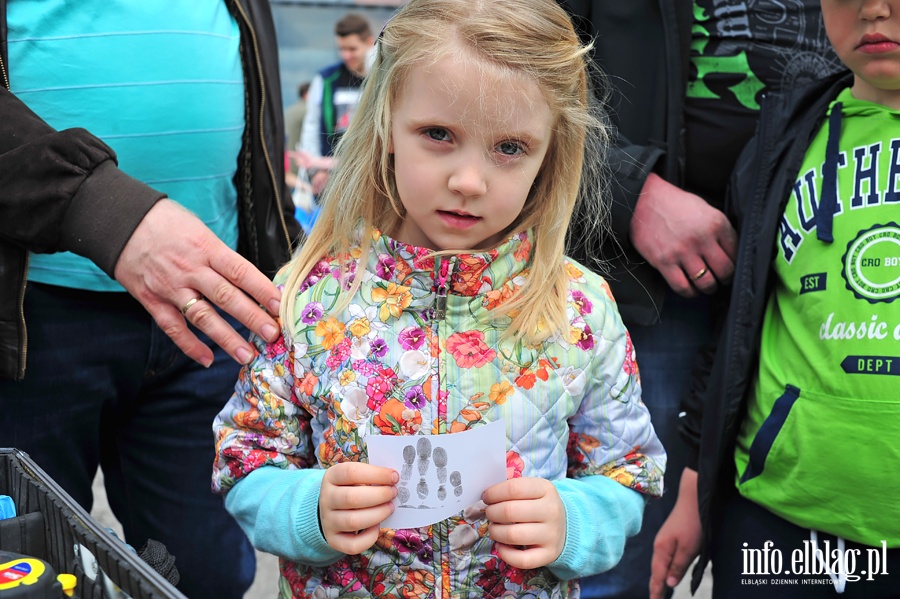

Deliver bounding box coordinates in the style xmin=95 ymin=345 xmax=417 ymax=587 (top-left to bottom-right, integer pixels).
xmin=822 ymin=0 xmax=900 ymax=106
xmin=389 ymin=53 xmax=553 ymax=251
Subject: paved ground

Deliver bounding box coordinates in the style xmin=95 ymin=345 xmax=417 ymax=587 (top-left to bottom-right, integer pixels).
xmin=90 ymin=471 xmax=710 ymax=598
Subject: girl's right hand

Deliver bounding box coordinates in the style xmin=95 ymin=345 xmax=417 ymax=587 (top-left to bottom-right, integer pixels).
xmin=318 ymin=462 xmax=398 ymax=554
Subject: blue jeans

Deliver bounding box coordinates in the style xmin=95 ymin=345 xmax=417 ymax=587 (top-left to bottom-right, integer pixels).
xmin=580 ymin=292 xmax=713 ymax=599
xmin=0 ymin=283 xmax=255 ymax=598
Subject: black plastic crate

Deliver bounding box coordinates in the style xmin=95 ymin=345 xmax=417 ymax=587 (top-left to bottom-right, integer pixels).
xmin=0 ymin=448 xmax=186 ymax=599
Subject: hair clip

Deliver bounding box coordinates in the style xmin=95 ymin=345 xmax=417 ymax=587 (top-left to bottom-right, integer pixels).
xmin=378 ymin=10 xmax=398 ymax=40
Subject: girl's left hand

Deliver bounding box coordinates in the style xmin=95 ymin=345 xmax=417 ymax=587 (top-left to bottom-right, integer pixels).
xmin=482 ymin=477 xmax=566 ymax=570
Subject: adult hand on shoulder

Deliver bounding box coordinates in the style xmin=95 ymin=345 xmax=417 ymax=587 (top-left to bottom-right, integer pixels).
xmin=649 ymin=467 xmax=702 ymax=599
xmin=630 ymin=173 xmax=738 ymax=297
xmin=114 ymin=199 xmax=282 ymax=367
xmin=482 ymin=477 xmax=566 ymax=570
xmin=319 ymin=463 xmax=398 ymax=555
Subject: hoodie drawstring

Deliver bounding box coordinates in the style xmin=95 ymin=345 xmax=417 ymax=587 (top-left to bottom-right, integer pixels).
xmin=817 ymin=101 xmax=843 ymax=243
xmin=810 ymin=529 xmax=847 ymax=594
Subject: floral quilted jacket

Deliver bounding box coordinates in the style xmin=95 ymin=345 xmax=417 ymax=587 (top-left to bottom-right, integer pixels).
xmin=213 ymin=229 xmax=665 ymax=598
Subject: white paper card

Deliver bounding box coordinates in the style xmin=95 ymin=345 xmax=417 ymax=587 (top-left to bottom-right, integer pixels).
xmin=367 ymin=420 xmax=507 ymax=529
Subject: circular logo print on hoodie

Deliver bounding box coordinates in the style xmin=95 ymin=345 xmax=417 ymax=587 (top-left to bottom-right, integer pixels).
xmin=842 ymin=223 xmax=900 ymax=303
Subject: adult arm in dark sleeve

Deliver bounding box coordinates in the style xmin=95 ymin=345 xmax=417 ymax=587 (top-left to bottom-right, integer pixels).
xmin=606 ymin=133 xmax=665 ymax=244
xmin=0 ymin=88 xmax=282 ymax=366
xmin=560 ymin=0 xmax=665 ymax=245
xmin=567 ymin=104 xmax=665 ymax=268
xmin=0 ymin=87 xmax=162 ymax=268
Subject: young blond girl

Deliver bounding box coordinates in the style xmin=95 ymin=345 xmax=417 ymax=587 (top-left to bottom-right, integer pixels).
xmin=213 ymin=0 xmax=665 ymax=596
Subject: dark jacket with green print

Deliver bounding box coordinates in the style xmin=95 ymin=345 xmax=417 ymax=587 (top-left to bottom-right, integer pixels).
xmin=680 ymin=70 xmax=853 ymax=592
xmin=0 ymin=0 xmax=299 ymax=380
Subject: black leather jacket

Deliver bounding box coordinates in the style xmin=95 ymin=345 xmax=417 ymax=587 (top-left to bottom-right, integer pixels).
xmin=0 ymin=0 xmax=299 ymax=380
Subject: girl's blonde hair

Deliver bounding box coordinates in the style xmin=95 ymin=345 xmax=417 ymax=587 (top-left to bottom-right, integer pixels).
xmin=282 ymin=0 xmax=609 ymax=343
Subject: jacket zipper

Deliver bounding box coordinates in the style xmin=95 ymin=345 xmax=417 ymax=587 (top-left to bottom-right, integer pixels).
xmin=2 ymin=38 xmax=28 ymax=379
xmin=16 ymin=254 xmax=29 ymax=379
xmin=431 ymin=256 xmax=451 ymax=416
xmin=431 ymin=255 xmax=454 ymax=599
xmin=231 ymin=0 xmax=292 ymax=252
xmin=0 ymin=51 xmax=9 ymax=91
xmin=433 ymin=257 xmax=450 ymax=321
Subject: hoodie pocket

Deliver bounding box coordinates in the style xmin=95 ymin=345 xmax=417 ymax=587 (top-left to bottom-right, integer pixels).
xmin=737 ymin=384 xmax=900 ymax=546
xmin=740 ymin=384 xmax=800 ymax=484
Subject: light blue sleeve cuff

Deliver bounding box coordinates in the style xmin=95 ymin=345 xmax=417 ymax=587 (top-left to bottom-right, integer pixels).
xmin=224 ymin=466 xmax=343 ymax=566
xmin=548 ymin=475 xmax=647 ymax=580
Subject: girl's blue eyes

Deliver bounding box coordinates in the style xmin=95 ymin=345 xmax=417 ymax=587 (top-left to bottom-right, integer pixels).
xmin=497 ymin=141 xmax=524 ymax=156
xmin=423 ymin=128 xmax=525 ymax=156
xmin=425 ymin=127 xmax=451 ymax=142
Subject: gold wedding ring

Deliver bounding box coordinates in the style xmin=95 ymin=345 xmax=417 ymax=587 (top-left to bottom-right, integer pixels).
xmin=181 ymin=295 xmax=205 ymax=316
xmin=692 ymin=267 xmax=708 ymax=281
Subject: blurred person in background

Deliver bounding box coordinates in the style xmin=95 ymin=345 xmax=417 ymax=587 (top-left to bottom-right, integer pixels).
xmin=300 ymin=12 xmax=374 ymax=195
xmin=285 ymin=80 xmax=311 ymax=181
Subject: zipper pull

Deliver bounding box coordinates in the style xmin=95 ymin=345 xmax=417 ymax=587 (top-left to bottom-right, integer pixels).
xmin=433 ymin=257 xmax=450 ymax=321
xmin=435 ymin=286 xmax=448 ymax=320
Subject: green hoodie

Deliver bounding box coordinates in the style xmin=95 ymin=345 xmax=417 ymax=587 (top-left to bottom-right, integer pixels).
xmin=734 ymin=88 xmax=900 ymax=547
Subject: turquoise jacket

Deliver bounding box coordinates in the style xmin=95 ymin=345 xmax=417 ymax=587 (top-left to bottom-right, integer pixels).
xmin=213 ymin=229 xmax=666 ymax=598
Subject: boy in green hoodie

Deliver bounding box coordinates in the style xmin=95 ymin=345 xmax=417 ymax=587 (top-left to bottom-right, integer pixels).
xmin=650 ymin=1 xmax=900 ymax=597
